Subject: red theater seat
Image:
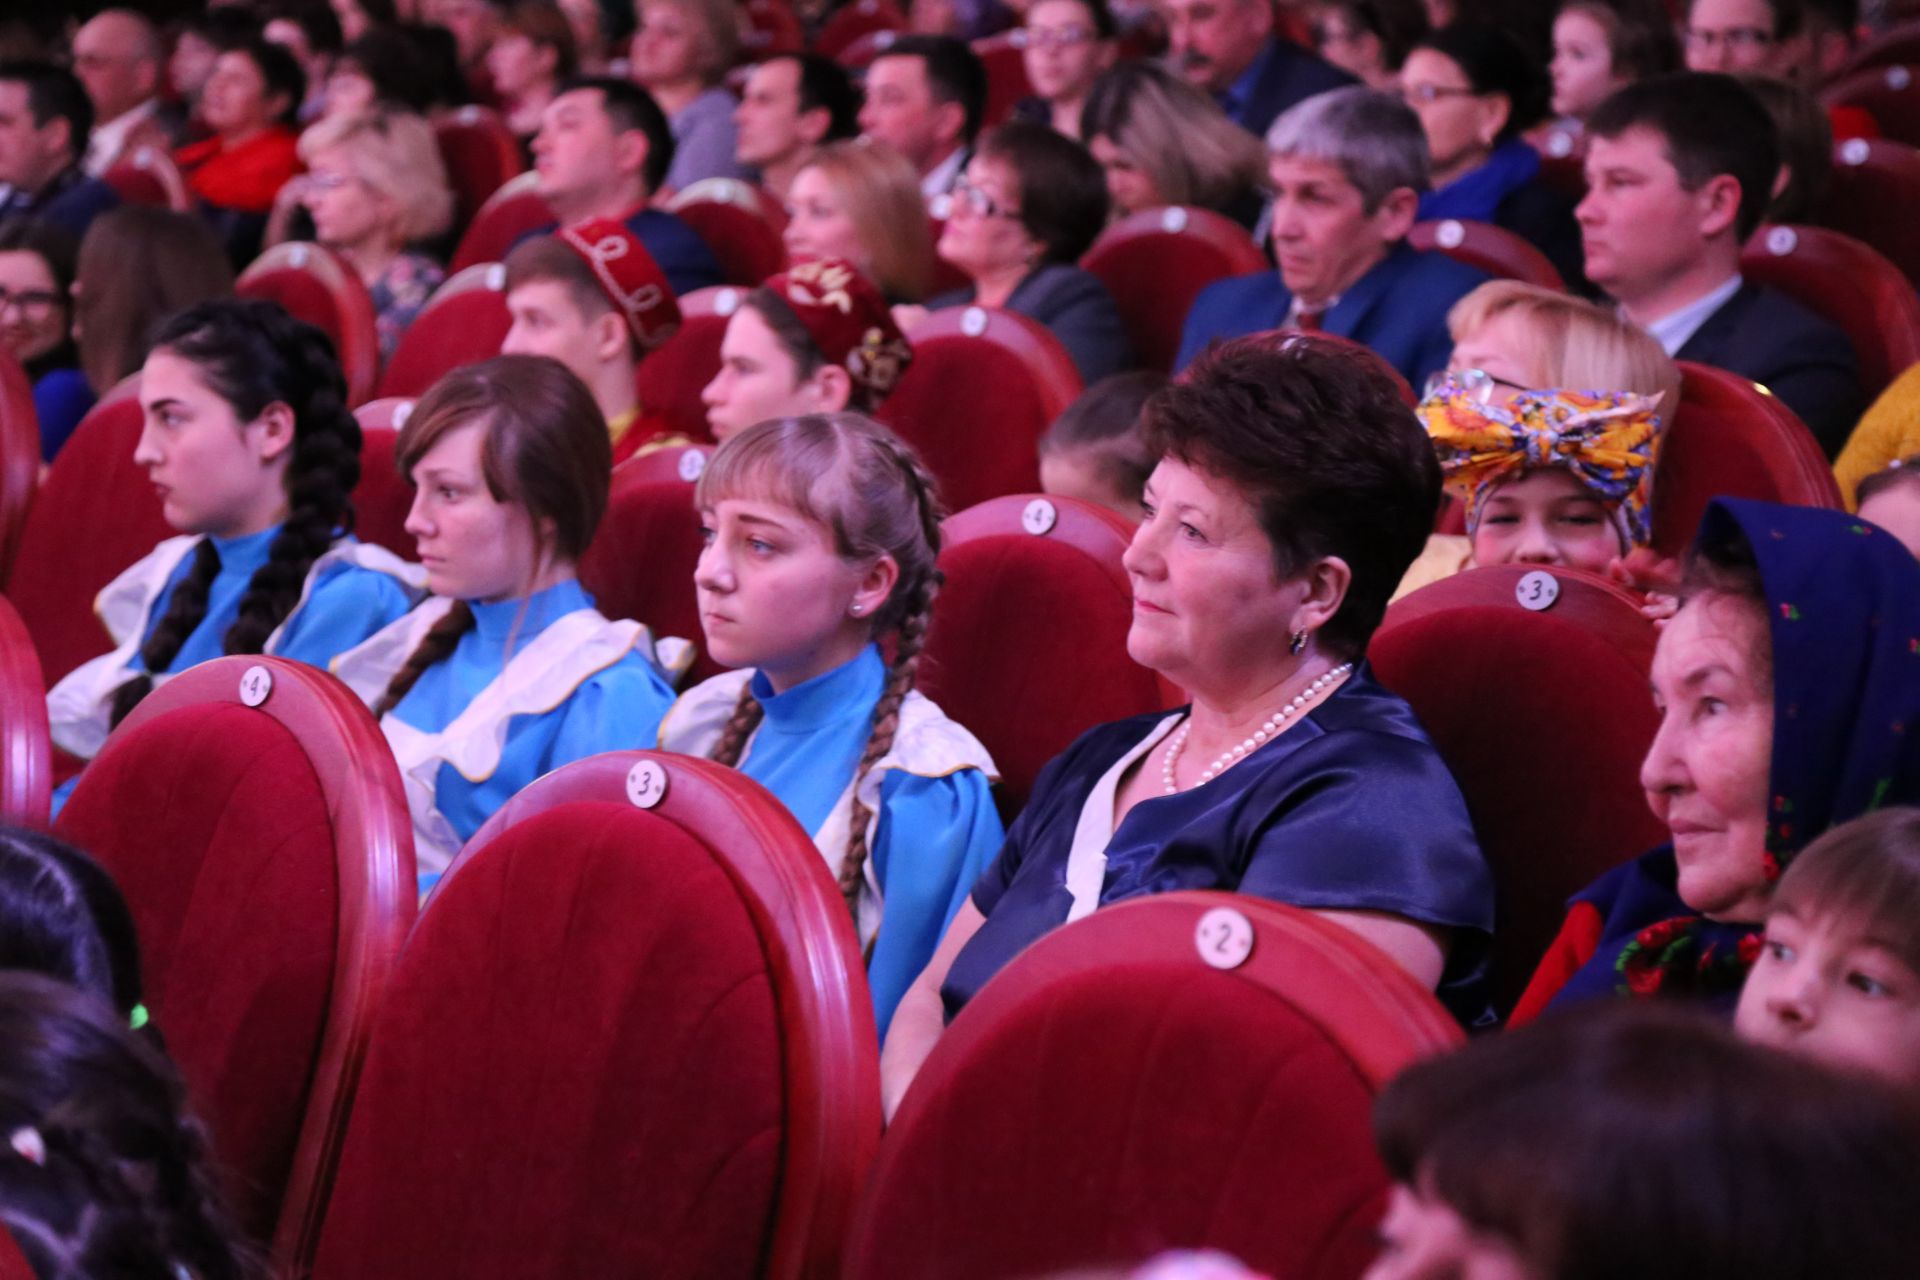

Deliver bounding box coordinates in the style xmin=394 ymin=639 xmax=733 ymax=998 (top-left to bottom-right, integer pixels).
xmin=1081 ymin=206 xmax=1270 ymax=372
xmin=1821 ymin=63 xmax=1920 ymax=147
xmin=919 ymin=495 xmax=1165 ymax=816
xmin=1837 ymin=20 xmax=1920 ymax=79
xmin=815 ymin=0 xmax=906 ymax=58
xmin=350 ymin=398 xmax=419 ymax=558
xmin=668 ymin=181 xmax=789 ymax=286
xmin=972 ymin=32 xmax=1034 ymax=128
xmin=880 ymin=307 xmax=1082 ymax=512
xmin=743 ymin=0 xmax=805 ymax=57
xmin=433 ymin=105 xmax=526 ymax=233
xmin=1370 ymin=565 xmax=1665 ymax=1015
xmin=1741 ymin=223 xmax=1920 ymax=403
xmin=375 ymin=262 xmax=512 ymax=399
xmin=237 ymin=243 xmax=382 ymax=407
xmin=310 ymin=751 xmax=878 ymax=1280
xmin=100 ymin=144 xmax=192 ymax=211
xmin=1409 ymin=218 xmax=1566 ymax=291
xmin=449 ymin=171 xmax=554 ymax=274
xmin=0 ymin=596 xmax=49 ymax=827
xmin=0 ymin=350 xmax=41 ymax=577
xmin=1820 ymin=137 xmax=1920 ymax=288
xmin=578 ymin=466 xmax=713 ymax=682
xmin=1651 ymin=362 xmax=1842 ymax=555
xmin=834 ymin=27 xmax=897 ymax=70
xmin=845 ymin=891 xmax=1461 ymax=1280
xmin=53 ymin=657 xmax=415 ymax=1264
xmin=636 ymin=283 xmax=738 ymax=444
xmin=615 ymin=440 xmax=713 ymax=487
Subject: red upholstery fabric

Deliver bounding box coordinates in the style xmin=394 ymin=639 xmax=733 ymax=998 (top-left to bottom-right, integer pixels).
xmin=879 ymin=307 xmax=1082 ymax=512
xmin=668 ymin=183 xmax=789 ymax=285
xmin=100 ymin=144 xmax=192 ymax=210
xmin=433 ymin=105 xmax=526 ymax=233
xmin=919 ymin=495 xmax=1164 ymax=816
xmin=1370 ymin=565 xmax=1666 ymax=1015
xmin=578 ymin=469 xmax=716 ymax=682
xmin=1537 ymin=150 xmax=1588 ymax=203
xmin=1408 ymin=218 xmax=1566 ymax=291
xmin=1651 ymin=362 xmax=1842 ymax=555
xmin=614 ymin=441 xmax=712 ymax=487
xmin=449 ymin=171 xmax=554 ymax=273
xmin=1818 ymin=138 xmax=1920 ymax=288
xmin=53 ymin=658 xmax=415 ymax=1263
xmin=313 ymin=752 xmax=879 ymax=1280
xmin=375 ymin=262 xmax=513 ymax=398
xmin=0 ymin=596 xmax=49 ymax=827
xmin=1820 ymin=64 xmax=1920 ymax=147
xmin=1081 ymin=207 xmax=1270 ymax=372
xmin=816 ymin=0 xmax=906 ymax=56
xmin=635 ymin=284 xmax=737 ymax=443
xmin=1836 ymin=19 xmax=1920 ymax=76
xmin=0 ymin=349 xmax=41 ymax=577
xmin=0 ymin=1227 xmax=31 ymax=1280
xmin=1740 ymin=223 xmax=1920 ymax=402
xmin=845 ymin=892 xmax=1461 ymax=1280
xmin=350 ymin=399 xmax=418 ymax=558
xmin=835 ymin=28 xmax=895 ymax=70
xmin=972 ymin=33 xmax=1033 ymax=128
xmin=743 ymin=0 xmax=806 ymax=57
xmin=237 ymin=242 xmax=382 ymax=407
xmin=1508 ymin=900 xmax=1605 ymax=1026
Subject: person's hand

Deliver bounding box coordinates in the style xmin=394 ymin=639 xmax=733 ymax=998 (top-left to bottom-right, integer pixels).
xmin=1607 ymin=549 xmax=1682 ymax=629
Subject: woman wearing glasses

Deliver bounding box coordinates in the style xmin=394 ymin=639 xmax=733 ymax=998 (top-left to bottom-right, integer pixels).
xmin=0 ymin=219 xmax=92 ymax=462
xmin=1012 ymin=0 xmax=1116 ymax=138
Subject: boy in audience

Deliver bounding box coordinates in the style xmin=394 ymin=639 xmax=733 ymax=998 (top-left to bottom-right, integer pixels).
xmin=1037 ymin=370 xmax=1165 ymax=522
xmin=1176 ymin=86 xmax=1487 ymax=389
xmin=1577 ymin=73 xmax=1863 ymax=456
xmin=733 ymin=53 xmax=860 ymax=202
xmin=858 ymin=35 xmax=985 ymax=200
xmin=500 ymin=218 xmax=686 ymax=464
xmin=1162 ymin=0 xmax=1355 ymax=138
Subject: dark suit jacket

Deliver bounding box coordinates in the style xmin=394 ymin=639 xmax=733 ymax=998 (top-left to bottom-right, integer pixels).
xmin=1175 ymin=242 xmax=1489 ymax=390
xmin=1675 ymin=281 xmax=1864 ymax=458
xmin=933 ymin=263 xmax=1132 ymax=384
xmin=1226 ymin=38 xmax=1357 ymax=140
xmin=520 ymin=206 xmax=726 ymax=298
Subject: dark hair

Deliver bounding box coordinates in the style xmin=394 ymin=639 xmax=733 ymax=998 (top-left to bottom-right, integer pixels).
xmin=1035 ymin=0 xmax=1117 ymax=39
xmin=780 ymin=51 xmax=862 ymax=143
xmin=0 ymin=973 xmax=264 ymax=1280
xmin=1856 ymin=454 xmax=1920 ymax=508
xmin=1772 ymin=807 xmax=1920 ymax=980
xmin=1144 ymin=334 xmax=1440 ymax=658
xmin=337 ymin=29 xmax=436 ymax=112
xmin=371 ymin=355 xmax=613 ymax=718
xmin=1739 ymin=73 xmax=1831 ymax=224
xmin=1688 ymin=0 xmax=1804 ymax=38
xmin=263 ymin=0 xmax=346 ymax=58
xmin=503 ymin=232 xmax=618 ymax=328
xmin=1588 ymin=72 xmax=1779 ymax=241
xmin=1313 ymin=0 xmax=1431 ymax=70
xmin=107 ymin=299 xmax=362 ymax=727
xmin=0 ymin=60 xmax=93 ymax=161
xmin=1411 ymin=21 xmax=1549 ymax=138
xmin=741 ymin=284 xmax=827 ymax=373
xmin=1039 ymin=370 xmax=1164 ymax=505
xmin=0 ymin=829 xmax=143 ymax=1020
xmin=1803 ymin=0 xmax=1859 ymax=31
xmin=557 ymin=74 xmax=675 ymax=193
xmin=976 ymin=120 xmax=1109 ymax=264
xmin=1558 ymin=0 xmax=1682 ymax=84
xmin=74 ymin=205 xmax=235 ymax=397
xmin=394 ymin=21 xmax=471 ymax=108
xmin=874 ymin=35 xmax=988 ymax=147
xmin=229 ymin=35 xmax=309 ymax=126
xmin=0 ymin=217 xmax=77 ymax=297
xmin=178 ymin=6 xmax=266 ymax=51
xmin=499 ymin=0 xmax=579 ymax=82
xmin=1374 ymin=1001 xmax=1920 ymax=1279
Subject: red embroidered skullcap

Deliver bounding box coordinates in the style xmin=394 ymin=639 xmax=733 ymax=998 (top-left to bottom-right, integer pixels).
xmin=762 ymin=257 xmax=913 ymax=407
xmin=555 ymin=218 xmax=681 ymax=353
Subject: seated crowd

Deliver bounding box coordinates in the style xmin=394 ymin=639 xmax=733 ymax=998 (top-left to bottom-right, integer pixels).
xmin=2 ymin=0 xmax=1920 ymax=1275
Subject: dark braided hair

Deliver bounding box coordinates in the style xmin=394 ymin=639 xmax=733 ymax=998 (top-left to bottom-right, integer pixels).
xmin=696 ymin=413 xmax=945 ymax=919
xmin=0 ymin=827 xmax=144 ymax=1023
xmin=107 ymin=298 xmax=362 ymax=729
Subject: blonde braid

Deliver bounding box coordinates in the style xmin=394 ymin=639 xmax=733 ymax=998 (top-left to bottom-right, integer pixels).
xmin=707 ymin=679 xmax=766 ymax=767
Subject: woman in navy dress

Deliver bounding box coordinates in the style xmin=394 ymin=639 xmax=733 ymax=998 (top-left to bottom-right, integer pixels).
xmin=881 ymin=334 xmax=1496 ymax=1115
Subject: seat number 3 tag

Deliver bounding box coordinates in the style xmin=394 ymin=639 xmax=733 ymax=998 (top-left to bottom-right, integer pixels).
xmin=1195 ymin=906 xmax=1254 ymax=970
xmin=1515 ymin=569 xmax=1560 ymax=612
xmin=626 ymin=760 xmax=668 ymax=809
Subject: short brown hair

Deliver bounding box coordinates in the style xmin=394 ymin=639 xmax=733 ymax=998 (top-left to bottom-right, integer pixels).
xmin=1771 ymin=807 xmax=1920 ymax=979
xmin=503 ymin=233 xmax=615 ymax=325
xmin=1039 ymin=370 xmax=1164 ymax=508
xmin=976 ymin=121 xmax=1109 ymax=264
xmin=1143 ymin=334 xmax=1439 ymax=657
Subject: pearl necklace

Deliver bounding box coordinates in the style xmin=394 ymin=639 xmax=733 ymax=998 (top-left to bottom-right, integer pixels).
xmin=1160 ymin=663 xmax=1355 ymax=795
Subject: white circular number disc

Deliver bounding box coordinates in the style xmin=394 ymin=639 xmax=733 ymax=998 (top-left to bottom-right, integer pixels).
xmin=238 ymin=665 xmax=274 ymax=707
xmin=961 ymin=306 xmax=989 ymax=337
xmin=1021 ymin=497 xmax=1058 ymax=535
xmin=714 ymin=287 xmax=741 ymax=316
xmin=677 ymin=448 xmax=708 ymax=482
xmin=1435 ymin=219 xmax=1466 ymax=249
xmin=1515 ymin=569 xmax=1561 ymax=612
xmin=625 ymin=760 xmax=669 ymax=809
xmin=1194 ymin=906 xmax=1255 ymax=970
xmin=1159 ymin=206 xmax=1189 ymax=233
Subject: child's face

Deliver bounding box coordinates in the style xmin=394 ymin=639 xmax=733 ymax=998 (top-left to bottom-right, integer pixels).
xmin=1469 ymin=468 xmax=1621 ymax=575
xmin=1040 ymin=446 xmax=1142 ymax=522
xmin=1859 ymin=484 xmax=1920 ymax=561
xmin=1736 ymin=903 xmax=1920 ymax=1092
xmin=1364 ymin=1183 xmax=1540 ymax=1280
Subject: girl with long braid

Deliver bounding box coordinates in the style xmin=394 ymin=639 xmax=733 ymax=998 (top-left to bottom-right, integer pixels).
xmin=331 ymin=356 xmax=688 ymax=892
xmin=658 ymin=414 xmax=1003 ymax=1038
xmin=47 ymin=298 xmax=423 ymax=766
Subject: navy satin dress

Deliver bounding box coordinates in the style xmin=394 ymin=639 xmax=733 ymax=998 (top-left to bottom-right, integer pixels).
xmin=941 ymin=663 xmax=1496 ymax=1027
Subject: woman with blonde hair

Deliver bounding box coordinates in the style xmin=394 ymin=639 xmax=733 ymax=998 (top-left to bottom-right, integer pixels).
xmin=631 ymin=0 xmax=749 ymax=187
xmin=783 ymin=140 xmax=936 ymax=303
xmin=1079 ymin=61 xmax=1268 ymax=228
xmin=485 ymin=1 xmax=578 ymax=139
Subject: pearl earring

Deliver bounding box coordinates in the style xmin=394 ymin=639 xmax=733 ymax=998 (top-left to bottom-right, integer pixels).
xmin=850 ymin=603 xmax=865 ymax=617
xmin=1288 ymin=629 xmax=1307 ymax=656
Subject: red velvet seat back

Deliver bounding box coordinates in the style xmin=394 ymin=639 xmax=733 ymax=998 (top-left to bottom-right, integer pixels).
xmin=668 ymin=182 xmax=789 ymax=285
xmin=236 ymin=243 xmax=381 ymax=407
xmin=375 ymin=262 xmax=512 ymax=399
xmin=0 ymin=350 xmax=43 ymax=577
xmin=312 ymin=752 xmax=878 ymax=1280
xmin=99 ymin=144 xmax=191 ymax=210
xmin=846 ymin=892 xmax=1461 ymax=1280
xmin=433 ymin=105 xmax=526 ymax=234
xmin=1819 ymin=138 xmax=1920 ymax=288
xmin=578 ymin=469 xmax=716 ymax=681
xmin=53 ymin=658 xmax=415 ymax=1262
xmin=1822 ymin=64 xmax=1920 ymax=147
xmin=1081 ymin=207 xmax=1270 ymax=372
xmin=1651 ymin=362 xmax=1842 ymax=555
xmin=449 ymin=172 xmax=555 ymax=273
xmin=1370 ymin=565 xmax=1666 ymax=1015
xmin=1741 ymin=223 xmax=1920 ymax=402
xmin=972 ymin=32 xmax=1033 ymax=127
xmin=1408 ymin=218 xmax=1566 ymax=290
xmin=815 ymin=0 xmax=905 ymax=58
xmin=920 ymin=495 xmax=1163 ymax=816
xmin=636 ymin=284 xmax=736 ymax=443
xmin=743 ymin=0 xmax=805 ymax=57
xmin=879 ymin=307 xmax=1082 ymax=512
xmin=350 ymin=399 xmax=418 ymax=558
xmin=1836 ymin=19 xmax=1920 ymax=76
xmin=0 ymin=595 xmax=48 ymax=826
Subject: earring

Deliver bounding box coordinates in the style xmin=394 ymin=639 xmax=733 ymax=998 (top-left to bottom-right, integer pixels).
xmin=1288 ymin=629 xmax=1307 ymax=656
xmin=850 ymin=603 xmax=865 ymax=617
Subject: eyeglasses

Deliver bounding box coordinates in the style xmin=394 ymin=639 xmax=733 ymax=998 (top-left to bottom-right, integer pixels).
xmin=952 ymin=174 xmax=1022 ymax=221
xmin=1399 ymin=82 xmax=1480 ymax=106
xmin=1682 ymin=25 xmax=1772 ymax=52
xmin=1423 ymin=368 xmax=1531 ymax=404
xmin=0 ymin=286 xmax=64 ymax=318
xmin=1014 ymin=25 xmax=1095 ymax=50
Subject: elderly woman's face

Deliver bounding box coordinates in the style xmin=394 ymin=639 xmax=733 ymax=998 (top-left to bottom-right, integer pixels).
xmin=1641 ymin=589 xmax=1775 ymax=921
xmin=302 ymin=143 xmax=392 ymax=250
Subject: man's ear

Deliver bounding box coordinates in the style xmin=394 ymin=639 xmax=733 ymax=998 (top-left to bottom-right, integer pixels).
xmin=1695 ymin=172 xmax=1744 ymax=240
xmin=1371 ymin=185 xmax=1420 ymax=244
xmin=796 ymin=104 xmax=833 ymax=147
xmin=592 ymin=309 xmax=633 ymax=365
xmin=932 ymin=98 xmax=966 ymax=151
xmin=614 ymin=127 xmax=653 ymax=189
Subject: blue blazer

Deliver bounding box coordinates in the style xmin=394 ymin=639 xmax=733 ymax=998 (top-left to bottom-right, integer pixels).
xmin=1176 ymin=242 xmax=1489 ymax=389
xmin=1226 ymin=38 xmax=1357 ymax=140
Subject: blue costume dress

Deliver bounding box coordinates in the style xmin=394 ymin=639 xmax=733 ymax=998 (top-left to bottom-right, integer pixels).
xmin=659 ymin=645 xmax=1004 ymax=1039
xmin=1530 ymin=498 xmax=1920 ymax=1018
xmin=333 ymin=580 xmax=686 ymax=893
xmin=941 ymin=663 xmax=1496 ymax=1028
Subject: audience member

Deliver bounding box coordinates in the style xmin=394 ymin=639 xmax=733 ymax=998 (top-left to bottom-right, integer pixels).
xmin=263 ymin=0 xmax=346 ymax=122
xmin=1015 ymin=0 xmax=1117 ymax=138
xmin=881 ymin=335 xmax=1496 ymax=1114
xmin=1853 ymin=456 xmax=1920 ymax=558
xmin=1682 ymin=0 xmax=1876 ymax=137
xmin=173 ymin=39 xmax=307 ymax=265
xmin=661 ymin=413 xmax=1001 ymax=1035
xmin=331 ymin=0 xmax=398 ymax=43
xmin=1740 ymin=72 xmax=1832 ymax=224
xmin=1801 ymin=0 xmax=1861 ymax=84
xmin=733 ymin=53 xmax=860 ymax=201
xmin=1177 ymin=87 xmax=1488 ymax=388
xmin=1837 ymin=365 xmax=1920 ymax=509
xmin=436 ymin=0 xmax=505 ymax=99
xmin=1369 ymin=1002 xmax=1920 ymax=1280
xmin=46 ymin=299 xmax=423 ymax=765
xmin=502 ymin=220 xmax=684 ymax=460
xmin=168 ymin=7 xmax=265 ymax=125
xmin=0 ymin=62 xmax=119 ymax=241
xmin=1307 ymin=0 xmax=1432 ymax=92
xmin=1547 ymin=0 xmax=1680 ymax=133
xmin=73 ymin=205 xmax=235 ymax=401
xmin=527 ymin=76 xmax=725 ymax=294
xmin=1079 ymin=61 xmax=1269 ymax=227
xmin=1037 ymin=369 xmax=1164 ymax=521
xmin=859 ymin=35 xmax=987 ymax=199
xmin=0 ymin=827 xmax=142 ymax=1023
xmin=1578 ymin=74 xmax=1862 ymax=457
xmin=918 ymin=122 xmax=1128 ymax=381
xmin=325 ymin=28 xmax=441 ymax=116
xmin=701 ymin=258 xmax=913 ymax=440
xmin=1511 ymin=498 xmax=1920 ymax=1019
xmin=332 ymin=354 xmax=686 ymax=890
xmin=557 ymin=0 xmax=618 ymax=74
xmin=0 ymin=220 xmax=91 ymax=461
xmin=785 ymin=140 xmax=936 ymax=302
xmin=1162 ymin=0 xmax=1356 ymax=139
xmin=296 ymin=108 xmax=454 ymax=360
xmin=631 ymin=0 xmax=750 ymax=187
xmin=485 ymin=1 xmax=577 ymax=140
xmin=71 ymin=10 xmax=184 ymax=177
xmin=1736 ymin=807 xmax=1920 ymax=1094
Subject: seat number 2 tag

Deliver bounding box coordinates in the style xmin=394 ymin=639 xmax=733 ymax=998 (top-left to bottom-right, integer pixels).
xmin=1195 ymin=906 xmax=1255 ymax=970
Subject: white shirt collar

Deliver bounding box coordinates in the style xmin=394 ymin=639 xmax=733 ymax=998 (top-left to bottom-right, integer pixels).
xmin=920 ymin=145 xmax=966 ymax=200
xmin=1637 ymin=274 xmax=1744 ymax=357
xmin=83 ymin=98 xmax=160 ymax=176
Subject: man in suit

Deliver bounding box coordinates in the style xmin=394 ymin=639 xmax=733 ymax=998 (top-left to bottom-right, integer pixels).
xmin=0 ymin=62 xmax=120 ymax=240
xmin=1579 ymin=73 xmax=1862 ymax=456
xmin=858 ymin=36 xmax=987 ymax=202
xmin=1177 ymin=86 xmax=1488 ymax=389
xmin=1163 ymin=0 xmax=1354 ymax=139
xmin=72 ymin=10 xmax=184 ymax=177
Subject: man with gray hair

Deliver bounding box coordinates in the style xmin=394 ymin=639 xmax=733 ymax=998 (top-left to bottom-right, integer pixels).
xmin=1176 ymin=86 xmax=1487 ymax=389
xmin=71 ymin=10 xmax=182 ymax=176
